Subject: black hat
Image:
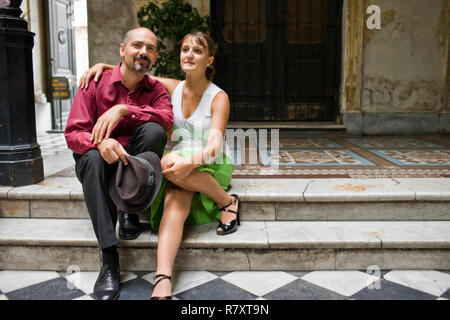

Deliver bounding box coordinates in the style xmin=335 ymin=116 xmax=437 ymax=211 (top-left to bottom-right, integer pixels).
xmin=109 ymin=151 xmax=162 ymax=213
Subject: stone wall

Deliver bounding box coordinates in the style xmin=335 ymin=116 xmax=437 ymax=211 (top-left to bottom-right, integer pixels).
xmin=87 ymin=0 xmax=209 ymax=66
xmin=361 ymin=0 xmax=449 ymax=115
xmin=87 ymin=0 xmax=138 ymax=65
xmin=343 ymin=0 xmax=450 ymax=134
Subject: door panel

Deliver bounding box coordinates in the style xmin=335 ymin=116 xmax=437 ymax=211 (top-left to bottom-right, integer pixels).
xmin=46 ymin=0 xmax=77 ymax=131
xmin=213 ymin=0 xmax=273 ymax=120
xmin=212 ymin=0 xmax=342 ymax=121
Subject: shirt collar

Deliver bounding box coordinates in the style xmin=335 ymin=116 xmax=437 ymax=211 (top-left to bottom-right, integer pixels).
xmin=108 ymin=62 xmax=154 ymax=91
xmin=108 ymin=63 xmax=123 ymax=86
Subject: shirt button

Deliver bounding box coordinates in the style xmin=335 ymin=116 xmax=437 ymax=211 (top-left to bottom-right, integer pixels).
xmin=132 ymin=114 xmax=135 ymax=119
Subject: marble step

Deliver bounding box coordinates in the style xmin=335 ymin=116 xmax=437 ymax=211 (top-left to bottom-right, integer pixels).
xmin=227 ymin=121 xmax=347 ymax=134
xmin=1 ymin=178 xmax=450 ymax=221
xmin=1 ymin=218 xmax=449 ymax=271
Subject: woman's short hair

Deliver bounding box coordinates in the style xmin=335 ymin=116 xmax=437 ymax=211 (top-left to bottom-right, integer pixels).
xmin=181 ymin=32 xmax=216 ymax=81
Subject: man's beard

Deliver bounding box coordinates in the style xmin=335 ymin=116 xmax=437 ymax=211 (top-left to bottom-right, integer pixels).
xmin=132 ymin=56 xmax=151 ymax=73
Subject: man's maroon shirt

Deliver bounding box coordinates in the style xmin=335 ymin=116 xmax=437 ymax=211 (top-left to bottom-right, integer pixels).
xmin=64 ymin=63 xmax=173 ymax=155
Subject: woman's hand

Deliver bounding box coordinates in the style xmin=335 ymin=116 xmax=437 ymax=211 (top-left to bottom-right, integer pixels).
xmin=162 ymin=155 xmax=194 ymax=183
xmin=79 ymin=63 xmax=110 ymax=89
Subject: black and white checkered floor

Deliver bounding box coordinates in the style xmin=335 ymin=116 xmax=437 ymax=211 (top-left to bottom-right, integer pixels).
xmin=1 ymin=270 xmax=449 ymax=300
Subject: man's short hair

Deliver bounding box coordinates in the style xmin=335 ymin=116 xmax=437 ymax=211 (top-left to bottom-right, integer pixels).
xmin=121 ymin=28 xmax=157 ymax=49
xmin=121 ymin=29 xmax=134 ymax=45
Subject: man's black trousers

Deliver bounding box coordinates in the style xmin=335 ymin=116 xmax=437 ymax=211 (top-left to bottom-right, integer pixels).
xmin=73 ymin=122 xmax=167 ymax=249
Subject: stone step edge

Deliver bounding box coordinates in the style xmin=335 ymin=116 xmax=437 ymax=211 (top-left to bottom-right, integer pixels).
xmin=3 ymin=246 xmax=450 ymax=271
xmin=1 ymin=218 xmax=450 ymax=250
xmin=3 ymin=200 xmax=450 ymax=220
xmin=3 ymin=194 xmax=450 ymax=202
xmin=2 ymin=178 xmax=450 ymax=202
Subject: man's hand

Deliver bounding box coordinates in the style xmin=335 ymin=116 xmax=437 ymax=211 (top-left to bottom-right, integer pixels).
xmin=91 ymin=104 xmax=128 ymax=145
xmin=98 ymin=138 xmax=130 ymax=165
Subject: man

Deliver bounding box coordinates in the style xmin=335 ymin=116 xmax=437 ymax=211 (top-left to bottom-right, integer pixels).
xmin=65 ymin=27 xmax=173 ymax=300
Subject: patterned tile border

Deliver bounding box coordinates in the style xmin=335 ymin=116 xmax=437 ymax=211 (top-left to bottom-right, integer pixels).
xmin=369 ymin=150 xmax=450 ymax=166
xmin=344 ymin=137 xmax=444 ymax=149
xmin=259 ymin=150 xmax=375 ymax=167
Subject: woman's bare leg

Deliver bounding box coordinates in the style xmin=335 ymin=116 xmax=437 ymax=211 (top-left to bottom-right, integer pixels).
xmin=161 ymin=153 xmax=239 ymax=230
xmin=162 ymin=152 xmax=239 ymax=232
xmin=152 ymin=185 xmax=194 ymax=298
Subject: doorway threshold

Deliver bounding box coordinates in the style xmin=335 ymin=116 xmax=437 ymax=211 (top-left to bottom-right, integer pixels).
xmin=227 ymin=121 xmax=346 ymax=130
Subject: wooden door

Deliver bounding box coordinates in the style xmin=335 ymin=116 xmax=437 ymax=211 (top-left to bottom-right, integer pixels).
xmin=212 ymin=0 xmax=343 ymax=121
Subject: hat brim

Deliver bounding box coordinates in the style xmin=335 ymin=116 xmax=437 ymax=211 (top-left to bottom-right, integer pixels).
xmin=109 ymin=151 xmax=163 ymax=214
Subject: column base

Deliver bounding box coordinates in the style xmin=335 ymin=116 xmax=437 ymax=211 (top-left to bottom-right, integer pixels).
xmin=0 ymin=157 xmax=44 ymax=187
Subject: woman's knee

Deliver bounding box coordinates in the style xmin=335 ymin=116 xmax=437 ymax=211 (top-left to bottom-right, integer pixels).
xmin=161 ymin=152 xmax=183 ymax=170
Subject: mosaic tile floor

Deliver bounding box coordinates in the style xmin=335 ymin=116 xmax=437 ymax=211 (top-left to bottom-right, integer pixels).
xmin=236 ymin=135 xmax=450 ymax=178
xmin=37 ymin=133 xmax=450 ymax=179
xmin=0 ymin=269 xmax=449 ymax=300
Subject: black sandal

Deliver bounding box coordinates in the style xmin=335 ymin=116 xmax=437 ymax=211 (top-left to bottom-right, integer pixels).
xmin=150 ymin=274 xmax=172 ymax=300
xmin=216 ymin=194 xmax=240 ymax=236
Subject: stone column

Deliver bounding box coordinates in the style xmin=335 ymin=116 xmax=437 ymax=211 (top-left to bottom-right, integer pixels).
xmin=0 ymin=0 xmax=44 ymax=186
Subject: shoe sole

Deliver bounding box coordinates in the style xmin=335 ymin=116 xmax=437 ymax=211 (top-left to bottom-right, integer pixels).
xmin=216 ymin=227 xmax=238 ymax=236
xmin=93 ymin=292 xmax=120 ymax=300
xmin=119 ymin=235 xmax=140 ymax=240
xmin=119 ymin=232 xmax=141 ymax=240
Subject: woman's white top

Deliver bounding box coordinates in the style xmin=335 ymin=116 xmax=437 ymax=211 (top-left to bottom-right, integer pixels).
xmin=170 ymin=81 xmax=232 ymax=162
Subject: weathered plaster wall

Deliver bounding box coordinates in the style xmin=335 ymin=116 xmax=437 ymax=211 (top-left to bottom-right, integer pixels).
xmin=361 ymin=0 xmax=449 ymax=114
xmin=440 ymin=0 xmax=450 ymax=113
xmin=87 ymin=0 xmax=138 ymax=65
xmin=87 ymin=0 xmax=209 ymax=66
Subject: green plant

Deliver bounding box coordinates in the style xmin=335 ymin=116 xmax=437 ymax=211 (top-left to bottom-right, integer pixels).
xmin=137 ymin=0 xmax=212 ymax=79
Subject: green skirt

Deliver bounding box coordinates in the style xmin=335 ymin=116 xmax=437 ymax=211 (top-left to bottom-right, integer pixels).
xmin=150 ymin=150 xmax=234 ymax=231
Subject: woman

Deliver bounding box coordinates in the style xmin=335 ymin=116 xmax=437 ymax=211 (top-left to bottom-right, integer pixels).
xmin=80 ymin=32 xmax=239 ymax=300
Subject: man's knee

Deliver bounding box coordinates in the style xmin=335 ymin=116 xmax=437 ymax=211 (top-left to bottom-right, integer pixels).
xmin=136 ymin=122 xmax=167 ymax=142
xmin=75 ymin=150 xmax=105 ymax=181
xmin=130 ymin=122 xmax=167 ymax=157
xmin=79 ymin=150 xmax=103 ymax=167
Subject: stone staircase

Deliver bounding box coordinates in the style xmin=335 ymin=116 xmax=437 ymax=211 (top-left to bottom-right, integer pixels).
xmin=1 ymin=176 xmax=450 ymax=271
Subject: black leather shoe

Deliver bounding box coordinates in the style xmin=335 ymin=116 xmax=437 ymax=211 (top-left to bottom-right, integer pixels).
xmin=216 ymin=194 xmax=240 ymax=236
xmin=119 ymin=211 xmax=142 ymax=240
xmin=93 ymin=264 xmax=120 ymax=300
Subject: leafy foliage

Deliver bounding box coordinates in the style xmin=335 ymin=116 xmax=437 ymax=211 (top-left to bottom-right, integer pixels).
xmin=137 ymin=0 xmax=212 ymax=79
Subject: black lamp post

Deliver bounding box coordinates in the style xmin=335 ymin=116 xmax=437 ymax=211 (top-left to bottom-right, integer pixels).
xmin=0 ymin=0 xmax=44 ymax=186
